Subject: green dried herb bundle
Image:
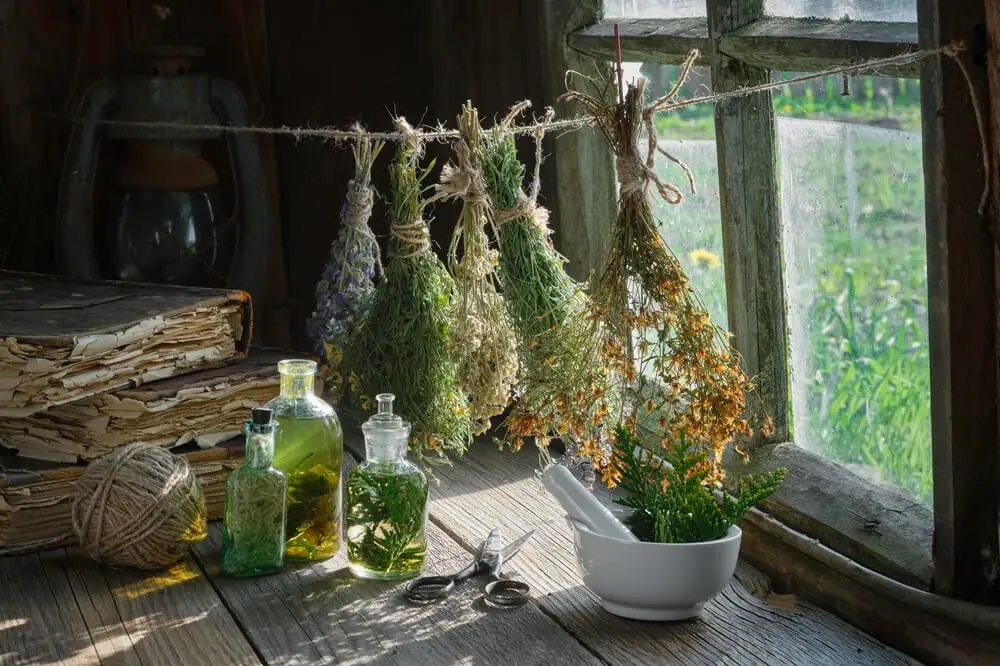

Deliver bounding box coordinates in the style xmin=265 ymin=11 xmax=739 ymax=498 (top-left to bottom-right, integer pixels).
xmin=345 ymin=122 xmax=472 ymax=462
xmin=561 ymin=53 xmax=764 ymax=486
xmin=483 ymin=105 xmax=614 ymax=463
xmin=610 ymin=424 xmax=785 ymax=543
xmin=437 ymin=102 xmax=518 ymax=436
xmin=346 ymin=464 xmax=428 ymax=575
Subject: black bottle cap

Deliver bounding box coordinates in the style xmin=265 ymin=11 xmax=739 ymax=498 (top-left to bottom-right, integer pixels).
xmin=251 ymin=407 xmax=273 ymax=426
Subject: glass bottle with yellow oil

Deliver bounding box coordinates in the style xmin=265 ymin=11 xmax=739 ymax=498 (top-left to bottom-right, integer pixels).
xmin=267 ymin=359 xmax=344 ymax=561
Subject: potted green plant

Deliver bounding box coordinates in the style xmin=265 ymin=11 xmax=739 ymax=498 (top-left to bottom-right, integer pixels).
xmin=566 ymin=424 xmax=785 ymax=621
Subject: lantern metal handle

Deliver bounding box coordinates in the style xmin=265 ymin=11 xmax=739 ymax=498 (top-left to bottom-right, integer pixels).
xmin=209 ymin=76 xmax=271 ymax=335
xmin=56 ymin=80 xmax=117 ymax=280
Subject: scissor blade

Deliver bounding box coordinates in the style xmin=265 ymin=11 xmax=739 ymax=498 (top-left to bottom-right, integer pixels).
xmin=501 ymin=529 xmax=536 ymax=562
xmin=479 ymin=528 xmax=504 ymax=574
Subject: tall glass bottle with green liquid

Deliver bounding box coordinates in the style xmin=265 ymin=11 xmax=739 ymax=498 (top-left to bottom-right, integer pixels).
xmin=267 ymin=359 xmax=344 ymax=561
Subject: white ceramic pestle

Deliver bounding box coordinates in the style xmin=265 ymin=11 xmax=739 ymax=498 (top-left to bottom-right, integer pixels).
xmin=541 ymin=464 xmax=639 ymax=542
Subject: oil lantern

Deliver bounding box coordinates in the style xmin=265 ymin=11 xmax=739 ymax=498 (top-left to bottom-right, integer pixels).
xmin=56 ymin=46 xmax=270 ymax=323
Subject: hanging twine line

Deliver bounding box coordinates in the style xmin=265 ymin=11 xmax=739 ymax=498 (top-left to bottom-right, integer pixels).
xmin=560 ymin=40 xmax=988 ymax=213
xmin=42 ymin=40 xmax=986 ymax=210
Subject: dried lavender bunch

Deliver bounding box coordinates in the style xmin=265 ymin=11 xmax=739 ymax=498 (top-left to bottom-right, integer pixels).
xmin=307 ymin=130 xmax=385 ymax=401
xmin=483 ymin=104 xmax=614 ymax=467
xmin=344 ymin=121 xmax=472 ymax=463
xmin=560 ymin=52 xmax=769 ymax=486
xmin=436 ymin=102 xmax=518 ymax=436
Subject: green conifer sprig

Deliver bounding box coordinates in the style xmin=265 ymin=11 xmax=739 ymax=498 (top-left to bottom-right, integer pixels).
xmin=610 ymin=424 xmax=786 ymax=543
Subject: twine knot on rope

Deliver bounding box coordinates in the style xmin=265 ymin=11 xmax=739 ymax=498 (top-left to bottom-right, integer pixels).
xmin=494 ymin=193 xmax=551 ymax=234
xmin=391 ymin=218 xmax=433 ymax=259
xmin=71 ymin=443 xmax=207 ymax=570
xmin=615 ymin=153 xmax=650 ymax=195
xmin=436 ymin=143 xmax=491 ymax=207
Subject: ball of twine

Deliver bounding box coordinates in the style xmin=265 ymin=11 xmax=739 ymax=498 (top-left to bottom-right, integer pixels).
xmin=72 ymin=443 xmax=208 ymax=570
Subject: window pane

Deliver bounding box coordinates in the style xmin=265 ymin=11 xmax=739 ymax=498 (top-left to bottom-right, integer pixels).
xmin=642 ymin=64 xmax=727 ymax=330
xmin=764 ymin=0 xmax=916 ymax=22
xmin=777 ymin=74 xmax=931 ymax=505
xmin=604 ymin=0 xmax=705 ymax=19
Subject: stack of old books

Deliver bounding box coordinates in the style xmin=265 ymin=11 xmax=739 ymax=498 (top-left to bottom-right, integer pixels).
xmin=0 ymin=271 xmax=296 ymax=555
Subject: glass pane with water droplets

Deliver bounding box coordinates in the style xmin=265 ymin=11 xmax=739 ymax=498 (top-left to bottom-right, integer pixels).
xmin=777 ymin=71 xmax=930 ymax=506
xmin=603 ymin=0 xmax=705 ymax=19
xmin=764 ymin=0 xmax=915 ymax=22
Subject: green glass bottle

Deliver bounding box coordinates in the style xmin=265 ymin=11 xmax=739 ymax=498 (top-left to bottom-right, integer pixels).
xmin=267 ymin=359 xmax=344 ymax=561
xmin=221 ymin=407 xmax=288 ymax=577
xmin=346 ymin=393 xmax=428 ymax=579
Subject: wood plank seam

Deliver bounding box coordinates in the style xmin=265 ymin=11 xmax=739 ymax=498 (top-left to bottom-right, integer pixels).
xmin=425 ymin=513 xmax=615 ymax=666
xmin=188 ymin=549 xmax=269 ymax=665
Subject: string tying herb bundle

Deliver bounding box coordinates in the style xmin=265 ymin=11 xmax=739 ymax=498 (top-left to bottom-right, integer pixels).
xmin=345 ymin=120 xmax=472 ymax=463
xmin=483 ymin=102 xmax=614 ymax=465
xmin=306 ymin=128 xmax=385 ymax=400
xmin=560 ymin=51 xmax=770 ymax=486
xmin=436 ymin=102 xmax=518 ymax=436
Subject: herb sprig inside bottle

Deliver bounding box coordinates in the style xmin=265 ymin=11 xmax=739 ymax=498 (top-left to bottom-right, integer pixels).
xmin=347 ymin=393 xmax=429 ymax=579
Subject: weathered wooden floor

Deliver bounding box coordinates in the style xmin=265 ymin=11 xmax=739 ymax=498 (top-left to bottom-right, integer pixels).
xmin=1 ymin=445 xmax=919 ymax=665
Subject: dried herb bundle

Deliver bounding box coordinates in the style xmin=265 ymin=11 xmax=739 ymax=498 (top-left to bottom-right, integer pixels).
xmin=483 ymin=105 xmax=613 ymax=463
xmin=561 ymin=53 xmax=767 ymax=485
xmin=307 ymin=130 xmax=385 ymax=401
xmin=345 ymin=122 xmax=472 ymax=462
xmin=437 ymin=102 xmax=518 ymax=436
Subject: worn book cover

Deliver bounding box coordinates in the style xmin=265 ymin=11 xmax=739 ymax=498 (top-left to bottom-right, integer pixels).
xmin=0 ymin=271 xmax=252 ymax=417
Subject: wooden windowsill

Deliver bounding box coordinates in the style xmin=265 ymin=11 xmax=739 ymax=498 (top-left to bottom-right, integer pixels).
xmin=724 ymin=441 xmax=933 ymax=589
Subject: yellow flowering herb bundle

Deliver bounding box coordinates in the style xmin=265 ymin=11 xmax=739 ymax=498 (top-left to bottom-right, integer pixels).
xmin=561 ymin=53 xmax=763 ymax=486
xmin=344 ymin=120 xmax=472 ymax=463
xmin=483 ymin=103 xmax=614 ymax=465
xmin=436 ymin=102 xmax=518 ymax=436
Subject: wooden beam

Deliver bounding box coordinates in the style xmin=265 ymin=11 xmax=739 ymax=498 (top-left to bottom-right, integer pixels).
xmin=721 ymin=18 xmax=920 ymax=77
xmin=570 ymin=17 xmax=920 ymax=76
xmin=987 ymin=0 xmax=1000 ymax=592
xmin=568 ymin=17 xmax=710 ymax=66
xmin=537 ymin=0 xmax=617 ymax=279
xmin=918 ymin=0 xmax=1000 ymax=602
xmin=708 ymin=0 xmax=790 ymax=444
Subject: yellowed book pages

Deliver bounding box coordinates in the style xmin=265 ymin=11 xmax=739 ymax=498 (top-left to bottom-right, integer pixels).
xmin=0 ymin=353 xmax=291 ymax=462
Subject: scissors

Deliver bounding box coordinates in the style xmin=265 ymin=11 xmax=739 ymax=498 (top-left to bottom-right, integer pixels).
xmin=402 ymin=527 xmax=534 ymax=608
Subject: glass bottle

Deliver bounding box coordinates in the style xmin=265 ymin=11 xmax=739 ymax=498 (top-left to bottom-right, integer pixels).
xmin=266 ymin=359 xmax=344 ymax=561
xmin=346 ymin=393 xmax=429 ymax=580
xmin=221 ymin=407 xmax=288 ymax=577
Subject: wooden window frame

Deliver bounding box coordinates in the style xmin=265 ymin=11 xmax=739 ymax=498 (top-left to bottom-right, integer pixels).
xmin=538 ymin=0 xmax=999 ymax=606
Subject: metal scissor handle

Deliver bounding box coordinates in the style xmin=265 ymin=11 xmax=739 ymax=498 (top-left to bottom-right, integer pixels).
xmin=402 ymin=574 xmax=458 ymax=603
xmin=483 ymin=579 xmax=531 ymax=608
